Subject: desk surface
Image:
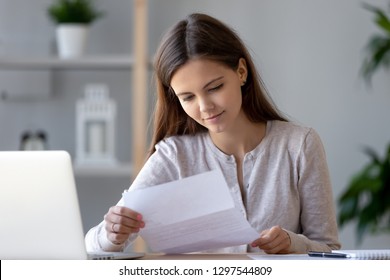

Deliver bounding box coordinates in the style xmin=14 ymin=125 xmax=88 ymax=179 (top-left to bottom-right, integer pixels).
xmin=138 ymin=249 xmax=390 ymax=260
xmin=140 ymin=253 xmax=312 ymax=260
xmin=141 ymin=253 xmax=251 ymax=260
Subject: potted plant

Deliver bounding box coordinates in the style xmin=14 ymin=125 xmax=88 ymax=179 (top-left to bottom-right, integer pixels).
xmin=338 ymin=144 xmax=390 ymax=244
xmin=47 ymin=0 xmax=104 ymax=58
xmin=338 ymin=2 xmax=390 ymax=245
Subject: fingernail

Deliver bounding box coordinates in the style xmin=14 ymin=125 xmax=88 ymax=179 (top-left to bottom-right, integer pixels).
xmin=137 ymin=214 xmax=142 ymax=220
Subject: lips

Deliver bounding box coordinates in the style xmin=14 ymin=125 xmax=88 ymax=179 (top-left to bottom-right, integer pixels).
xmin=203 ymin=111 xmax=224 ymax=121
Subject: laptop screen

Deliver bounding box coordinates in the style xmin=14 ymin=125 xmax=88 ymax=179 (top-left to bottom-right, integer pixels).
xmin=0 ymin=151 xmax=88 ymax=259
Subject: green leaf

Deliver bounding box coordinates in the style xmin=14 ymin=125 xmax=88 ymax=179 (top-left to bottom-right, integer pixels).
xmin=338 ymin=197 xmax=358 ymax=226
xmin=360 ymin=3 xmax=390 ymax=83
xmin=361 ymin=35 xmax=390 ymax=83
xmin=363 ymin=3 xmax=390 ymax=33
xmin=362 ymin=145 xmax=380 ymax=163
xmin=338 ymin=143 xmax=390 ymax=244
xmin=47 ymin=0 xmax=104 ymax=24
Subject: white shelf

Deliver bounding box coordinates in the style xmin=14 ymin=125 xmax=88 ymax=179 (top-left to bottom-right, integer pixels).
xmin=0 ymin=1 xmax=149 ymax=181
xmin=73 ymin=162 xmax=133 ymax=177
xmin=0 ymin=55 xmax=135 ymax=70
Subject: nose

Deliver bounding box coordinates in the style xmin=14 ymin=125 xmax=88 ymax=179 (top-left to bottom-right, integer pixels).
xmin=198 ymin=96 xmax=214 ymax=112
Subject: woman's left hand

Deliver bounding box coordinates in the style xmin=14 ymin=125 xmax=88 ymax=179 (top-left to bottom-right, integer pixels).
xmin=251 ymin=225 xmax=291 ymax=254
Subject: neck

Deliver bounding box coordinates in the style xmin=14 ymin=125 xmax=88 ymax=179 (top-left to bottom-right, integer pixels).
xmin=210 ymin=119 xmax=267 ymax=159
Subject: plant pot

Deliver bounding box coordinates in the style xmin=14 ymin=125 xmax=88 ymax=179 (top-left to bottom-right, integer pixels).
xmin=56 ymin=24 xmax=89 ymax=58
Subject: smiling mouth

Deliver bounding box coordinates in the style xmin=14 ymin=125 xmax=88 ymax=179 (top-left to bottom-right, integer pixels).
xmin=204 ymin=111 xmax=224 ymax=121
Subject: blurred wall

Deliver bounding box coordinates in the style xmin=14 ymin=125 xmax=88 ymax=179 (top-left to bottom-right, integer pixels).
xmin=1 ymin=0 xmax=389 ymax=249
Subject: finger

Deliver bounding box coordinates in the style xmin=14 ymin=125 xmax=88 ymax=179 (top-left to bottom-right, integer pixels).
xmin=263 ymin=241 xmax=289 ymax=254
xmin=105 ymin=214 xmax=144 ymax=245
xmin=110 ymin=205 xmax=143 ymax=221
xmin=106 ymin=221 xmax=140 ymax=245
xmin=251 ymin=228 xmax=276 ymax=247
xmin=262 ymin=232 xmax=291 ymax=254
xmin=109 ymin=215 xmax=145 ymax=231
xmin=251 ymin=226 xmax=289 ymax=251
xmin=254 ymin=234 xmax=278 ymax=249
xmin=104 ymin=207 xmax=145 ymax=236
xmin=257 ymin=229 xmax=291 ymax=254
xmin=106 ymin=206 xmax=144 ymax=227
xmin=109 ymin=219 xmax=144 ymax=234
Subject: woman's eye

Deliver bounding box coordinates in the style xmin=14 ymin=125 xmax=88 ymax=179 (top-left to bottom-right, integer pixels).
xmin=182 ymin=95 xmax=194 ymax=102
xmin=209 ymin=84 xmax=223 ymax=92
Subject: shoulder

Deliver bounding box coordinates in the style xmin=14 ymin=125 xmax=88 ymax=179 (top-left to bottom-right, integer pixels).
xmin=269 ymin=120 xmax=311 ymax=136
xmin=267 ymin=120 xmax=324 ymax=152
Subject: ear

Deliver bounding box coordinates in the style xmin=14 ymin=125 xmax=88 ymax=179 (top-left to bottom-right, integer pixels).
xmin=237 ymin=58 xmax=248 ymax=86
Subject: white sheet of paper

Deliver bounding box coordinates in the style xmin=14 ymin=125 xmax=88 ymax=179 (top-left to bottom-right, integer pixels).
xmin=123 ymin=169 xmax=259 ymax=253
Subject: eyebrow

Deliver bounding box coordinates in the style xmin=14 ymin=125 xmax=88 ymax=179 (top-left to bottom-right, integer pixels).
xmin=175 ymin=76 xmax=224 ymax=96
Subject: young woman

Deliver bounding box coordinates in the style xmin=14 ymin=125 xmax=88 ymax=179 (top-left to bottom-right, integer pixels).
xmin=85 ymin=13 xmax=341 ymax=254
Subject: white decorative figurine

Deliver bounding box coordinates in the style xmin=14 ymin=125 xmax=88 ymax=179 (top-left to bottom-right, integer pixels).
xmin=75 ymin=84 xmax=117 ymax=166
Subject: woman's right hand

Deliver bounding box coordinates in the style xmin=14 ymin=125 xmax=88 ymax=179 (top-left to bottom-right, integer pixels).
xmin=104 ymin=205 xmax=145 ymax=245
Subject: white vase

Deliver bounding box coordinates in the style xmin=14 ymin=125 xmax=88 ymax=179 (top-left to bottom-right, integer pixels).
xmin=56 ymin=24 xmax=89 ymax=59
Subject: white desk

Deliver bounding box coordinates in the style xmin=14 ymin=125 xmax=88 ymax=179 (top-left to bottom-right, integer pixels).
xmin=140 ymin=253 xmax=312 ymax=260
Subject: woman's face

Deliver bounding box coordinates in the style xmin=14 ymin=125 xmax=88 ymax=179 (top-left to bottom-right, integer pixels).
xmin=170 ymin=58 xmax=247 ymax=134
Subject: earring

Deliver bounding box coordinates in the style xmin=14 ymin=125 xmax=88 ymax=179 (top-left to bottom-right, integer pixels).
xmin=241 ymin=80 xmax=246 ymax=86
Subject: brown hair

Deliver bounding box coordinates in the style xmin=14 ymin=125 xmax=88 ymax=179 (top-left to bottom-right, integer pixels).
xmin=149 ymin=13 xmax=287 ymax=156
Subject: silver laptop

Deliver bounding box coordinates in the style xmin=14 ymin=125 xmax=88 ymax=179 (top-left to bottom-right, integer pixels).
xmin=0 ymin=150 xmax=144 ymax=260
